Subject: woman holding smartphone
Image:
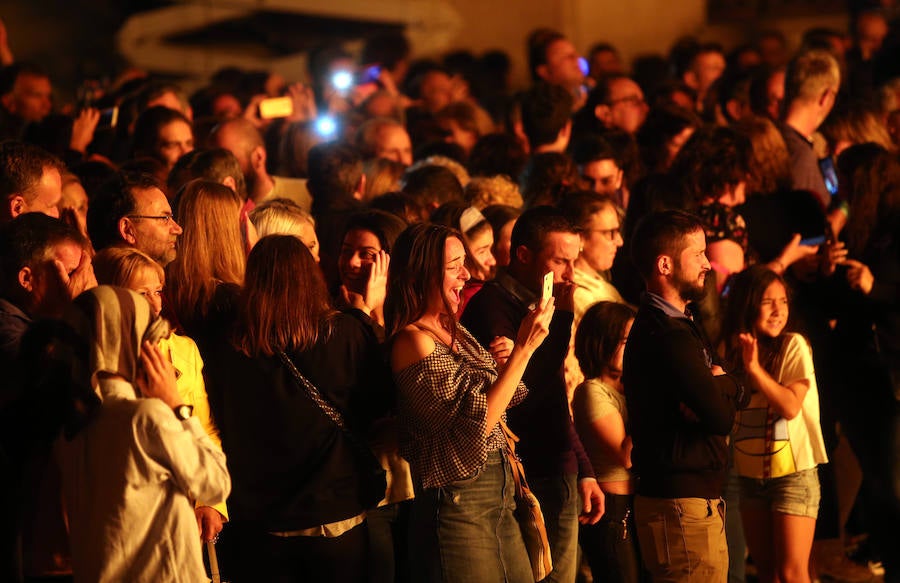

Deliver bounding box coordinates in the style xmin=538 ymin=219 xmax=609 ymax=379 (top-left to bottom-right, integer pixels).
xmin=386 ymin=223 xmax=553 ymax=583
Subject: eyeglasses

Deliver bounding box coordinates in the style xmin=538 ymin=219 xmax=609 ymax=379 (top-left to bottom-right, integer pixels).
xmin=128 ymin=213 xmax=177 ymax=225
xmin=583 ymin=227 xmax=622 ymax=241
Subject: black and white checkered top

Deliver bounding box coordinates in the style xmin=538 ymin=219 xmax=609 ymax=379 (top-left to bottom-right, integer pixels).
xmin=394 ymin=323 xmax=528 ymax=489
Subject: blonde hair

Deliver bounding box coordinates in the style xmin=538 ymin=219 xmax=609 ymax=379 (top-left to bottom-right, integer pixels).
xmin=91 ymin=245 xmax=166 ymax=294
xmin=93 ymin=245 xmax=165 ymax=288
xmin=363 ymin=157 xmax=405 ymax=200
xmin=821 ymin=108 xmax=894 ymax=152
xmin=249 ymin=197 xmax=315 ymax=238
xmin=464 ymin=174 xmax=524 ymax=209
xmin=166 ymin=180 xmax=245 ymax=327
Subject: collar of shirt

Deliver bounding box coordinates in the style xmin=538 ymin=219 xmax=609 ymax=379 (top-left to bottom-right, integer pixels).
xmin=643 ymin=291 xmax=691 ymax=320
xmin=495 ymin=269 xmax=539 ymax=310
xmin=0 ymin=297 xmax=32 ymax=323
xmin=782 ymin=122 xmax=815 ymax=146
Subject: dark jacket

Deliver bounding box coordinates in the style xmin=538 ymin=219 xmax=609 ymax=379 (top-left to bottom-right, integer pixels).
xmin=461 ymin=273 xmax=594 ymax=480
xmin=203 ymin=312 xmax=391 ymax=531
xmin=623 ymin=293 xmax=746 ymax=499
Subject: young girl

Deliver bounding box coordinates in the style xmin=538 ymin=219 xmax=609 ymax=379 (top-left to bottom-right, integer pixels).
xmin=571 ymin=301 xmax=641 ymax=583
xmin=92 ymin=246 xmax=227 ymax=543
xmin=722 ymin=265 xmax=828 ymax=583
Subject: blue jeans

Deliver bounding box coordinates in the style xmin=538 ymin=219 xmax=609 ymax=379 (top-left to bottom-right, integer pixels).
xmin=409 ymin=450 xmax=532 ymax=583
xmin=367 ymin=500 xmax=411 ymax=583
xmin=529 ymin=473 xmax=579 ymax=583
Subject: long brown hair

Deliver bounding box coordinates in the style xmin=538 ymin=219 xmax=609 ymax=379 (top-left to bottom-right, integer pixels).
xmin=838 ymin=144 xmax=900 ymax=257
xmin=165 ymin=180 xmax=245 ymax=327
xmin=721 ymin=265 xmax=790 ymax=377
xmin=234 ymin=235 xmax=335 ymax=356
xmin=385 ymin=223 xmax=463 ymax=339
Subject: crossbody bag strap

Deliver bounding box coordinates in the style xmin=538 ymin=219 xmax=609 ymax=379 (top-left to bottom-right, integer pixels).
xmin=499 ymin=417 xmax=530 ymax=495
xmin=277 ymin=351 xmax=369 ymax=455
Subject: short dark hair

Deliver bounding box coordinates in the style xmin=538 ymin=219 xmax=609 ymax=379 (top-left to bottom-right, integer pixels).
xmin=519 ymin=83 xmax=573 ymax=149
xmin=87 ymin=171 xmax=164 ymax=252
xmin=0 ymin=141 xmax=63 ymax=202
xmin=635 ymin=105 xmax=700 ymax=174
xmin=467 ymin=133 xmax=528 ymax=179
xmin=510 ymin=205 xmax=577 ymax=259
xmin=307 ymin=142 xmax=364 ymax=213
xmin=167 ymin=147 xmax=246 ymax=199
xmin=527 ymin=28 xmax=566 ymax=81
xmin=574 ymin=301 xmax=636 ymax=379
xmin=0 ymin=213 xmax=83 ymax=295
xmin=343 ymin=209 xmax=408 ymax=254
xmin=0 ymin=62 xmax=49 ymax=95
xmin=131 ymin=106 xmax=192 ymax=160
xmin=520 ymin=152 xmax=581 ymax=208
xmin=571 ymin=135 xmax=618 ymax=166
xmin=401 ymin=165 xmax=463 ymax=207
xmin=630 ymin=210 xmax=705 ymax=280
xmin=361 ymin=33 xmax=410 ymax=71
xmin=558 ymin=190 xmax=617 ymax=230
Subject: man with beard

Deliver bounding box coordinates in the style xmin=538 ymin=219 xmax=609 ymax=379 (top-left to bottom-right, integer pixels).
xmin=623 ymin=210 xmax=748 ymax=582
xmin=87 ymin=171 xmax=182 ymax=266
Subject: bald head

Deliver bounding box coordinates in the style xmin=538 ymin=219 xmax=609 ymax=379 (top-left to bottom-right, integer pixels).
xmin=207 ymin=118 xmax=265 ymax=175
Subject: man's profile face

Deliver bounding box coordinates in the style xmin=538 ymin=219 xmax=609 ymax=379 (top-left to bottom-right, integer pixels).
xmin=128 ymin=187 xmax=182 ymax=266
xmin=527 ymin=231 xmax=579 ymax=290
xmin=543 ymin=39 xmax=584 ymax=90
xmin=20 ymin=166 xmax=63 ymax=219
xmin=156 ymin=120 xmax=194 ymax=170
xmin=11 ymin=74 xmax=52 ymax=122
xmin=671 ymin=229 xmax=710 ymax=303
xmin=606 ymin=78 xmax=648 ymax=134
xmin=691 ymin=51 xmax=726 ymax=95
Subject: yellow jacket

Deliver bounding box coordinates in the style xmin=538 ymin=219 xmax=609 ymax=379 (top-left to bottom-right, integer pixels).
xmin=159 ymin=332 xmax=229 ymax=520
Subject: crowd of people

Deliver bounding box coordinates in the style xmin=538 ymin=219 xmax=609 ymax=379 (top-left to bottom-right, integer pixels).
xmin=1 ymin=7 xmax=899 ymax=583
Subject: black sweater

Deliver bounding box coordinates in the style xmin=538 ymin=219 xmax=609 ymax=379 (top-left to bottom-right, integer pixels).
xmin=623 ymin=294 xmax=747 ymax=499
xmin=203 ymin=313 xmax=391 ymax=531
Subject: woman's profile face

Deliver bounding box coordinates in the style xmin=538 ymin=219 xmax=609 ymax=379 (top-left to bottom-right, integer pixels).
xmin=494 ymin=219 xmax=516 ymax=267
xmin=754 ymin=279 xmax=788 ymax=339
xmin=466 ymin=228 xmax=496 ymax=281
xmin=339 ymin=229 xmax=381 ymax=293
xmin=606 ymin=317 xmax=633 ymax=384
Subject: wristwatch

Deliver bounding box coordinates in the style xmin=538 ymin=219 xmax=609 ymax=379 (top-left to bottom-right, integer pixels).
xmin=173 ymin=404 xmax=194 ymax=421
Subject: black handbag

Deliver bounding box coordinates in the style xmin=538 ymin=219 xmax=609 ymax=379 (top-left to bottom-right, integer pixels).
xmin=278 ymin=351 xmax=387 ymax=509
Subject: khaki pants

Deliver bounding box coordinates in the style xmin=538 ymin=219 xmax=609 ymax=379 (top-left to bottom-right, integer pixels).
xmin=634 ymin=495 xmax=728 ymax=583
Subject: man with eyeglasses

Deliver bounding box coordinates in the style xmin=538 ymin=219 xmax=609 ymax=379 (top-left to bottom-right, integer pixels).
xmin=87 ymin=171 xmax=183 ymax=266
xmin=591 ymin=75 xmax=648 ymax=136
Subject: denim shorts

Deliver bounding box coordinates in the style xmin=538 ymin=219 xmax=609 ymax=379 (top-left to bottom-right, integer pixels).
xmin=738 ymin=467 xmax=821 ymax=518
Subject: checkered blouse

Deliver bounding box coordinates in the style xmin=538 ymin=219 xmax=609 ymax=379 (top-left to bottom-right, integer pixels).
xmin=394 ymin=324 xmax=528 ymax=489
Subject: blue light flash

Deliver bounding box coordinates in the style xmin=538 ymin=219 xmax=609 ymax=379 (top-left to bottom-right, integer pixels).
xmin=331 ymin=70 xmax=353 ymax=91
xmin=578 ymin=56 xmax=589 ymax=76
xmin=315 ymin=116 xmax=338 ymax=137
